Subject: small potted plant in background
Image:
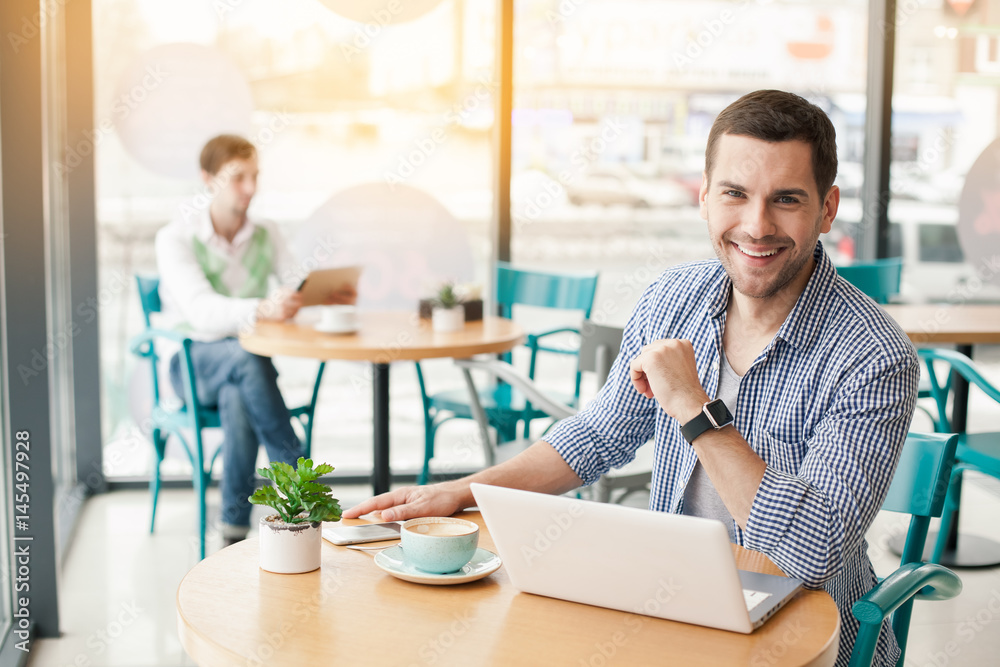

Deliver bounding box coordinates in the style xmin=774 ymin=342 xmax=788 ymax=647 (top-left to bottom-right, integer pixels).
xmin=430 ymin=281 xmax=465 ymax=333
xmin=250 ymin=457 xmax=342 ymax=574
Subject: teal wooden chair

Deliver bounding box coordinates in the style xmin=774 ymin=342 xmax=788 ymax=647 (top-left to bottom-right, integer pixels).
xmin=129 ymin=275 xmax=326 ymax=559
xmin=849 ymin=432 xmax=962 ymax=666
xmin=916 ymin=348 xmax=1000 ymax=564
xmin=835 ymin=257 xmax=903 ymax=305
xmin=415 ymin=263 xmax=599 ymax=484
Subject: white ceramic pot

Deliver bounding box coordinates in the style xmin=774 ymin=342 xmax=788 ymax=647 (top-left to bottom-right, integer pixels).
xmin=258 ymin=515 xmax=321 ymax=574
xmin=432 ymin=305 xmax=465 ymax=333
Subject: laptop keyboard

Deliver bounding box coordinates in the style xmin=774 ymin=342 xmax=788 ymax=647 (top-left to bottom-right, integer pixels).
xmin=743 ymin=589 xmax=772 ymax=612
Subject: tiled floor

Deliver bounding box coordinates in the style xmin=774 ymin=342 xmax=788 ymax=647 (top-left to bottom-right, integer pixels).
xmin=23 ymin=471 xmax=1000 ymax=667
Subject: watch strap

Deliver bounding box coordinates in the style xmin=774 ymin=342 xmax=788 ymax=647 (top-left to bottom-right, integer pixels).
xmin=681 ymin=399 xmax=733 ymax=444
xmin=681 ymin=410 xmax=715 ymax=444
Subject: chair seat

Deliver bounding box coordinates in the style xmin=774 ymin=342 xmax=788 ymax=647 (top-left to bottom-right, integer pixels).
xmin=956 ymin=432 xmax=1000 ymax=477
xmin=153 ymin=403 xmax=222 ymax=430
xmin=590 ymin=442 xmax=655 ymax=503
xmin=489 ymin=438 xmax=535 ymax=465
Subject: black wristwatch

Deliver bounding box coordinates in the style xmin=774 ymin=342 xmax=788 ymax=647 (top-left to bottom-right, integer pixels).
xmin=680 ymin=399 xmax=734 ymax=444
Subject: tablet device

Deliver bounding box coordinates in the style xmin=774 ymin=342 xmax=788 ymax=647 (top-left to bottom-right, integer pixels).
xmin=297 ymin=266 xmax=363 ymax=307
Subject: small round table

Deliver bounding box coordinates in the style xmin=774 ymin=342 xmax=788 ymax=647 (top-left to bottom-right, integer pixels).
xmin=240 ymin=312 xmax=524 ymax=494
xmin=177 ymin=513 xmax=841 ymax=666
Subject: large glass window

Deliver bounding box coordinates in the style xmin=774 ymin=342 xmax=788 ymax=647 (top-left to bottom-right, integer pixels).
xmin=95 ymin=1 xmax=497 ymax=479
xmin=886 ymin=0 xmax=1000 ymax=302
xmin=512 ymin=0 xmax=872 ymax=328
xmin=43 ymin=0 xmax=78 ymax=559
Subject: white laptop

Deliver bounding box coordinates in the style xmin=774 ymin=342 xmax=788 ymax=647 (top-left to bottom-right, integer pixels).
xmin=470 ymin=483 xmax=803 ymax=633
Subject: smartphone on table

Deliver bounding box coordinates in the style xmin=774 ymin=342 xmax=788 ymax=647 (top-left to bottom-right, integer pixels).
xmin=322 ymin=521 xmax=402 ymax=545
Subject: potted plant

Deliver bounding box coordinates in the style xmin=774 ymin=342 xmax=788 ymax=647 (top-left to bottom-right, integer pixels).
xmin=249 ymin=457 xmax=342 ymax=574
xmin=430 ymin=281 xmax=465 ymax=333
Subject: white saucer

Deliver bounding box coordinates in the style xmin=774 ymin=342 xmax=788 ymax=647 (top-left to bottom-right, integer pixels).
xmin=373 ymin=546 xmax=502 ymax=585
xmin=314 ymin=322 xmax=358 ymax=335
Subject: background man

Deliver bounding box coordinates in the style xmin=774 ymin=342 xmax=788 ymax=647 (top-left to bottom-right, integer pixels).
xmin=156 ymin=134 xmax=354 ymax=547
xmin=345 ymin=91 xmax=918 ymax=666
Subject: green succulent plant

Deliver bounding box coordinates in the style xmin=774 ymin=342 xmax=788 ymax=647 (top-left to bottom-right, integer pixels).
xmin=249 ymin=457 xmax=342 ymax=524
xmin=433 ymin=281 xmax=461 ymax=309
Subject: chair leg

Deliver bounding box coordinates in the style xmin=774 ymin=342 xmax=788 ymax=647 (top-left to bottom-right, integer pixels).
xmin=931 ymin=467 xmax=964 ymax=564
xmin=419 ymin=420 xmax=437 ymax=486
xmin=594 ymin=477 xmax=611 ymax=503
xmin=301 ymin=414 xmax=313 ymax=460
xmin=149 ymin=429 xmax=166 ymax=534
xmin=194 ymin=468 xmax=208 ymax=561
xmin=302 ymin=361 xmax=325 ymax=461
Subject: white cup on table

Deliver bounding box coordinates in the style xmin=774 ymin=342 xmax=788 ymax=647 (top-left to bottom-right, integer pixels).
xmin=318 ymin=305 xmax=357 ymax=332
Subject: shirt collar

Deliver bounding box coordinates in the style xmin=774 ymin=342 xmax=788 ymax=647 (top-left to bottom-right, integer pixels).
xmin=707 ymin=240 xmax=836 ymax=351
xmin=195 ymin=206 xmax=257 ymax=249
xmin=776 ymin=240 xmax=836 ymax=350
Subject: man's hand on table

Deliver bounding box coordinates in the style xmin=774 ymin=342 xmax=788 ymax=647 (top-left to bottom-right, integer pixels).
xmin=343 ymin=482 xmax=467 ymax=522
xmin=257 ymin=287 xmax=303 ymax=322
xmin=344 ymin=444 xmax=582 ymax=522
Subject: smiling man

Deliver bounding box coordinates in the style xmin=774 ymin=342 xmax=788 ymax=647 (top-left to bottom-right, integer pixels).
xmin=346 ymin=91 xmax=918 ymax=666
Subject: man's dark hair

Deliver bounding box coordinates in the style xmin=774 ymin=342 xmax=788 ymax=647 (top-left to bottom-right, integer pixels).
xmin=199 ymin=134 xmax=256 ymax=176
xmin=704 ymin=90 xmax=838 ymax=197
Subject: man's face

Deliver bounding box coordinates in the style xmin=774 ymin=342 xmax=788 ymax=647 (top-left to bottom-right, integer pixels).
xmin=203 ymin=156 xmax=258 ymax=216
xmin=699 ymin=134 xmax=839 ymax=301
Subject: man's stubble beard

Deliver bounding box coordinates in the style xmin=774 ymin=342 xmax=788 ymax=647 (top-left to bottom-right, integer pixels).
xmin=709 ymin=216 xmax=821 ymax=301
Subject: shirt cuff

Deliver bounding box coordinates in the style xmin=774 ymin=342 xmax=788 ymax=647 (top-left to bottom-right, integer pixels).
xmin=544 ymin=417 xmax=610 ymax=486
xmin=743 ymin=465 xmax=808 ymax=553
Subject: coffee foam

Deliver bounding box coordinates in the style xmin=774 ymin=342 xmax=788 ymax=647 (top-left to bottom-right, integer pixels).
xmin=407 ymin=522 xmax=475 ymax=537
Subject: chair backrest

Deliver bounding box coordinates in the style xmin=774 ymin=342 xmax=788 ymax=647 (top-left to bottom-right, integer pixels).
xmin=495 ymin=263 xmax=598 ymax=317
xmin=857 ymin=432 xmax=958 ymax=667
xmin=578 ymin=321 xmax=624 ymax=385
xmin=919 ymin=348 xmax=1000 ymax=432
xmin=134 ymin=274 xmax=164 ymax=403
xmin=835 ymin=257 xmax=903 ymax=304
xmin=136 ymin=274 xmax=162 ymax=328
xmin=884 ymin=433 xmax=958 ymax=559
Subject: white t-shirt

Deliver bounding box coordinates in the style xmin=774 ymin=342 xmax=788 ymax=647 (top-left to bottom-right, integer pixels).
xmin=681 ymin=348 xmax=740 ymax=541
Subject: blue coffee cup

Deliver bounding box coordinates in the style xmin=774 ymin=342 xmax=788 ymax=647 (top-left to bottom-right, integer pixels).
xmin=401 ymin=517 xmax=479 ymax=574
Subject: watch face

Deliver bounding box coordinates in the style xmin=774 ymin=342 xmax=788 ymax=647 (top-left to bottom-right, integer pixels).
xmin=706 ymin=400 xmax=733 ymax=427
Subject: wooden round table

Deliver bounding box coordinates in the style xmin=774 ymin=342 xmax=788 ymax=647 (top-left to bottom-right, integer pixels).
xmin=240 ymin=312 xmax=524 ymax=493
xmin=177 ymin=513 xmax=840 ymax=666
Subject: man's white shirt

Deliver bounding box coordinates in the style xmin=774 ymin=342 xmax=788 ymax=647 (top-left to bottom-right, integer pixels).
xmin=155 ymin=204 xmax=299 ymax=341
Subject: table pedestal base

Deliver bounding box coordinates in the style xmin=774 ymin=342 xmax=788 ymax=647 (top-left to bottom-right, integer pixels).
xmin=372 ymin=363 xmax=390 ymax=495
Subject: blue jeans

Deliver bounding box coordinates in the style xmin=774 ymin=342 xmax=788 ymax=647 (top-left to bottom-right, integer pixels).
xmin=169 ymin=338 xmax=303 ymax=529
